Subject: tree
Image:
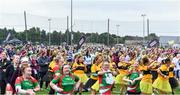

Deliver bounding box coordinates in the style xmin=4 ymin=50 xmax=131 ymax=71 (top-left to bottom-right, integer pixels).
xmin=0 ymin=27 xmax=158 ymax=46
xmin=145 ymin=33 xmax=159 ymax=40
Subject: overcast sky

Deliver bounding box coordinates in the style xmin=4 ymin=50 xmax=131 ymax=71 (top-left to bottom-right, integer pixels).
xmin=0 ymin=0 xmax=180 ymax=36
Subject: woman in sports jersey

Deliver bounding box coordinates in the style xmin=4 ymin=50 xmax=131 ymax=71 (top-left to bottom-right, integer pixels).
xmin=91 ymin=60 xmax=115 ymax=95
xmin=50 ymin=64 xmax=81 ymax=95
xmin=168 ymin=59 xmax=178 ymax=94
xmin=123 ymin=64 xmax=141 ymax=95
xmin=84 ymin=53 xmax=103 ymax=91
xmin=15 ymin=63 xmax=40 ymax=95
xmin=115 ymin=55 xmax=130 ymax=95
xmin=72 ymin=54 xmax=88 ymax=94
xmin=152 ymin=58 xmax=172 ymax=94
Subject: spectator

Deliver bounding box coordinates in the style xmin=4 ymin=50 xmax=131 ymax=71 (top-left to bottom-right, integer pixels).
xmin=5 ymin=55 xmax=21 ymax=94
xmin=0 ymin=52 xmax=11 ymax=94
xmin=37 ymin=50 xmax=50 ymax=89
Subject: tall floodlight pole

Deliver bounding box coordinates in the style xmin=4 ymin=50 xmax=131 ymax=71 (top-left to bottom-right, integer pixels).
xmin=48 ymin=18 xmax=51 ymax=46
xmin=116 ymin=25 xmax=120 ymax=44
xmin=24 ymin=11 xmax=28 ymax=41
xmin=67 ymin=16 xmax=69 ymax=44
xmin=39 ymin=29 xmax=41 ymax=43
xmin=147 ymin=18 xmax=150 ymax=36
xmin=70 ymin=0 xmax=73 ymax=45
xmin=107 ymin=19 xmax=110 ymax=46
xmin=141 ymin=14 xmax=146 ymax=43
xmin=90 ymin=21 xmax=93 ymax=44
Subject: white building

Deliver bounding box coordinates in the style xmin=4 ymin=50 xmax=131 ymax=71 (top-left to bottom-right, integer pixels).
xmin=159 ymin=36 xmax=180 ymax=47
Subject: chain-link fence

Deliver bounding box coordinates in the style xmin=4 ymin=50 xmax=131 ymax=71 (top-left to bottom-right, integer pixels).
xmin=0 ymin=13 xmax=179 ymax=37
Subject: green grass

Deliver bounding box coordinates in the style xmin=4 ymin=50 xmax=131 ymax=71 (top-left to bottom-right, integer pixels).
xmin=174 ymin=87 xmax=180 ymax=94
xmin=36 ymin=84 xmax=180 ymax=95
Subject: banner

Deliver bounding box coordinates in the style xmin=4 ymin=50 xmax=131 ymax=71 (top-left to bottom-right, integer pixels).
xmin=147 ymin=39 xmax=159 ymax=48
xmin=5 ymin=33 xmax=11 ymax=41
xmin=76 ymin=36 xmax=86 ymax=50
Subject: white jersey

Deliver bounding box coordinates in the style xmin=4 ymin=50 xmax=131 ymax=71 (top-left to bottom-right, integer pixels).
xmin=172 ymin=57 xmax=180 ymax=70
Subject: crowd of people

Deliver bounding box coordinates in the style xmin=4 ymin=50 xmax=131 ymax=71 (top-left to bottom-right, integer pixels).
xmin=0 ymin=43 xmax=180 ymax=95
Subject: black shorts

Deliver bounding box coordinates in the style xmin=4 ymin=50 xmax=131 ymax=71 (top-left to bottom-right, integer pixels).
xmin=127 ymin=91 xmax=141 ymax=95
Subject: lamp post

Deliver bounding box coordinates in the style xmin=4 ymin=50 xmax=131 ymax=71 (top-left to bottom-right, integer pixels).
xmin=24 ymin=11 xmax=28 ymax=41
xmin=70 ymin=0 xmax=73 ymax=45
xmin=116 ymin=25 xmax=120 ymax=44
xmin=48 ymin=18 xmax=51 ymax=46
xmin=107 ymin=19 xmax=110 ymax=46
xmin=141 ymin=14 xmax=146 ymax=43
